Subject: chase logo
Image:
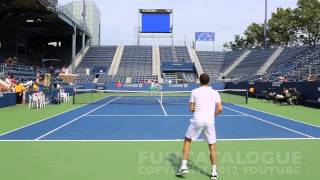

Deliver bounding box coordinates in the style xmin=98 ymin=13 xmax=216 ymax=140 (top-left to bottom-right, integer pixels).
xmin=123 ymin=84 xmax=143 ymax=88
xmin=169 ymin=84 xmax=188 ymax=88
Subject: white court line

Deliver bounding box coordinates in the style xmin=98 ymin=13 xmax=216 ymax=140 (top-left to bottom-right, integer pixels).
xmin=84 ymin=114 xmax=246 ymax=117
xmin=0 ymin=96 xmax=111 ymax=137
xmin=231 ymin=103 xmax=320 ymax=128
xmin=34 ymin=96 xmax=122 ymax=140
xmin=0 ymin=137 xmax=319 ymax=142
xmin=158 ymin=98 xmax=168 ymax=116
xmin=224 ymin=106 xmax=315 ymax=138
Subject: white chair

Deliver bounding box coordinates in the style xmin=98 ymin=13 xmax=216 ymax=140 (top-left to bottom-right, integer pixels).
xmin=29 ymin=93 xmax=40 ymax=109
xmin=28 ymin=94 xmax=36 ymax=109
xmin=59 ymin=89 xmax=70 ymax=103
xmin=39 ymin=93 xmax=46 ymax=108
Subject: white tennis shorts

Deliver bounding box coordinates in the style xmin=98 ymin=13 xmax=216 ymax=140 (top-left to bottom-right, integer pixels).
xmin=185 ymin=120 xmax=216 ymax=144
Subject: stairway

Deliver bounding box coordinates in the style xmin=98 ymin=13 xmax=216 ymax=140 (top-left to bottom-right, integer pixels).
xmin=219 ymin=50 xmax=251 ymax=78
xmin=187 ymin=47 xmax=204 ymax=76
xmin=108 ymin=45 xmax=124 ymax=75
xmin=152 ymin=45 xmax=162 ymax=81
xmin=257 ymin=47 xmax=284 ymax=75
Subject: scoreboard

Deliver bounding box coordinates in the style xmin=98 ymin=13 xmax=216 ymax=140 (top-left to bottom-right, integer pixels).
xmin=139 ymin=9 xmax=172 ymax=33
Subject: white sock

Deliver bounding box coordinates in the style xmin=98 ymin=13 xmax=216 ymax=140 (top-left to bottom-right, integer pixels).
xmin=212 ymin=164 xmax=217 ymax=172
xmin=181 ymin=160 xmax=188 ymax=169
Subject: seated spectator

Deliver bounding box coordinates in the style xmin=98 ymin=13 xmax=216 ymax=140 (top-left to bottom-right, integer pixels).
xmin=290 ymin=88 xmax=302 ymax=105
xmin=282 ymin=88 xmax=293 ymax=105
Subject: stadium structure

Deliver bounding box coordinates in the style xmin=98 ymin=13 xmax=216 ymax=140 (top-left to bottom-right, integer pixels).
xmin=1 ymin=1 xmax=320 ymax=180
xmin=0 ymin=0 xmax=319 ymax=104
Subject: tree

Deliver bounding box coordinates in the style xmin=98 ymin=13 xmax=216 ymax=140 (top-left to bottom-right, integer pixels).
xmin=223 ymin=35 xmax=248 ymax=51
xmin=268 ymin=8 xmax=297 ymax=47
xmin=294 ymin=0 xmax=320 ymax=46
xmin=223 ymin=23 xmax=264 ymax=50
xmin=224 ymin=0 xmax=320 ymax=50
xmin=244 ymin=23 xmax=264 ymax=48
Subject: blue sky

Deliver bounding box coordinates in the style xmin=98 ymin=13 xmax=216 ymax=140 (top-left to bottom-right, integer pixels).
xmin=60 ymin=0 xmax=297 ymax=50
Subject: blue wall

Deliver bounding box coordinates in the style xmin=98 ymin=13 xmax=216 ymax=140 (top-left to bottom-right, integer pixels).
xmin=101 ymin=82 xmax=225 ymax=91
xmin=161 ymin=62 xmax=194 ymax=72
xmin=0 ymin=93 xmax=16 ymax=108
xmin=75 ymin=82 xmax=225 ymax=91
xmin=225 ymin=81 xmax=320 ymax=101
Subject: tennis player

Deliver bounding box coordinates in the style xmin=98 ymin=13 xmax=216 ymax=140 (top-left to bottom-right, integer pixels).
xmin=176 ymin=73 xmax=223 ymax=180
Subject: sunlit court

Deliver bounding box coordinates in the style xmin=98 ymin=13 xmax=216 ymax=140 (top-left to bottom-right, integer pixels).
xmin=0 ymin=0 xmax=319 ymax=180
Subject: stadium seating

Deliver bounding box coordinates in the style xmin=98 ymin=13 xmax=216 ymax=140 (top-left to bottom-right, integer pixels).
xmin=76 ymin=46 xmax=117 ymax=74
xmin=117 ymin=46 xmax=152 ymax=76
xmin=267 ymin=46 xmax=309 ymax=73
xmin=74 ymin=74 xmax=95 ymax=83
xmin=0 ymin=63 xmax=44 ymax=82
xmin=284 ymin=46 xmax=320 ymax=81
xmin=97 ymin=74 xmax=126 ymax=83
xmin=160 ymin=46 xmax=191 ymax=62
xmin=265 ymin=45 xmax=320 ymax=81
xmin=163 ymin=72 xmax=196 ymax=84
xmin=227 ymin=48 xmax=276 ymax=80
xmin=72 ymin=44 xmax=319 ymax=84
xmin=159 ymin=46 xmax=195 ymax=83
xmin=131 ymin=75 xmax=158 ymax=83
xmin=196 ymin=51 xmax=243 ymax=80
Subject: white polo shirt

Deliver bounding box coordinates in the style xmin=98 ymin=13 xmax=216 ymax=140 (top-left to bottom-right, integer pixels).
xmin=189 ymin=86 xmax=221 ymax=123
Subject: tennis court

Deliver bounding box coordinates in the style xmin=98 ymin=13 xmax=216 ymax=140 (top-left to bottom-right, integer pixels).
xmin=0 ymin=91 xmax=320 ymax=180
xmin=1 ymin=91 xmax=319 ymax=141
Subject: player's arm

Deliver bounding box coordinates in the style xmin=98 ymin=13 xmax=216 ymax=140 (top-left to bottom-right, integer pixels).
xmin=189 ymin=92 xmax=195 ymax=112
xmin=215 ymin=101 xmax=223 ymax=116
xmin=189 ymin=102 xmax=195 ymax=112
xmin=215 ymin=92 xmax=223 ymax=116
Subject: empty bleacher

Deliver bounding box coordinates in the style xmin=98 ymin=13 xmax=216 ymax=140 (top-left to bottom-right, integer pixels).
xmin=160 ymin=46 xmax=191 ymax=62
xmin=76 ymin=46 xmax=117 ymax=74
xmin=0 ymin=63 xmax=44 ymax=82
xmin=97 ymin=74 xmax=126 ymax=84
xmin=131 ymin=75 xmax=158 ymax=83
xmin=72 ymin=45 xmax=319 ymax=84
xmin=267 ymin=46 xmax=309 ymax=73
xmin=196 ymin=51 xmax=243 ymax=80
xmin=163 ymin=72 xmax=197 ymax=84
xmin=117 ymin=46 xmax=152 ymax=76
xmin=74 ymin=74 xmax=95 ymax=83
xmin=274 ymin=45 xmax=320 ymax=81
xmin=227 ymin=48 xmax=276 ymax=79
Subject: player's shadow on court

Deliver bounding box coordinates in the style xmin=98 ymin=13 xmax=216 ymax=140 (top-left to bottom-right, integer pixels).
xmin=167 ymin=153 xmax=210 ymax=178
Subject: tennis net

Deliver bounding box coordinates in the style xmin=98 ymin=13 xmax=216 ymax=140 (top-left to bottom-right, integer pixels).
xmin=72 ymin=89 xmax=248 ymax=105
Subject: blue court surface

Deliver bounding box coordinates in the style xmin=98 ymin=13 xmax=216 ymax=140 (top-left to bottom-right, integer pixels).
xmin=0 ymin=96 xmax=320 ymax=141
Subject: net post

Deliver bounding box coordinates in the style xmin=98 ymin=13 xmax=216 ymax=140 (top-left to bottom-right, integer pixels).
xmin=72 ymin=88 xmax=75 ymax=104
xmin=246 ymin=89 xmax=249 ymax=104
xmin=91 ymin=89 xmax=94 ymax=103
